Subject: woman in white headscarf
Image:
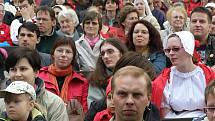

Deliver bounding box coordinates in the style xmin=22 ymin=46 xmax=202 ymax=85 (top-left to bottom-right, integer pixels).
xmin=133 ymin=0 xmax=160 ymax=30
xmin=151 ymin=31 xmax=215 ymax=119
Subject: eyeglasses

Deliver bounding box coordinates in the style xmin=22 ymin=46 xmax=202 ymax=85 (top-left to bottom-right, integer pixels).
xmin=204 ymin=106 xmax=215 ymax=113
xmin=164 ymin=46 xmax=183 ymax=54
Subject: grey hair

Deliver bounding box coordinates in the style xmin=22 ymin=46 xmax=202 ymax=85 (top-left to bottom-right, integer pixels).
xmin=57 ymin=9 xmax=79 ymax=27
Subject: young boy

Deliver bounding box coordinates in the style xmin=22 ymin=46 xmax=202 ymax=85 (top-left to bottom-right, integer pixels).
xmin=93 ymin=80 xmax=115 ymax=121
xmin=0 ymin=81 xmax=46 ymax=121
xmin=204 ymin=80 xmax=215 ymax=121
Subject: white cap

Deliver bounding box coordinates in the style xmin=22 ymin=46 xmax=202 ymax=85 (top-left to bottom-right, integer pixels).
xmin=168 ymin=31 xmax=195 ymax=56
xmin=0 ymin=81 xmax=36 ymax=100
xmin=205 ymin=3 xmax=215 ymax=8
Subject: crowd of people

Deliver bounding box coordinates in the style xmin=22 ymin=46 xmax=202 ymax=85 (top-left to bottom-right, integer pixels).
xmin=0 ymin=0 xmax=215 ymax=121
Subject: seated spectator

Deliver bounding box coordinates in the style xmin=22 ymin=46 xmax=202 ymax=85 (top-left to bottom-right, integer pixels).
xmin=85 ymin=52 xmax=159 ymax=121
xmin=38 ymin=37 xmax=89 ymax=113
xmin=0 ymin=81 xmax=46 ymax=121
xmin=161 ymin=6 xmax=189 ymax=45
xmin=127 ymin=20 xmax=166 ymax=74
xmin=148 ymin=0 xmax=166 ymax=30
xmin=52 ymin=5 xmax=67 ymax=19
xmin=0 ymin=3 xmax=12 ymax=46
xmin=17 ymin=22 xmax=51 ymax=67
xmin=152 ymin=31 xmax=215 ymax=118
xmin=0 ymin=48 xmax=7 ymax=89
xmin=87 ymin=6 xmax=119 ymax=40
xmin=134 ymin=0 xmax=160 ymax=30
xmin=36 ymin=6 xmax=61 ymax=54
xmin=10 ymin=0 xmax=36 ymax=45
xmin=110 ymin=66 xmax=158 ymax=121
xmin=117 ymin=5 xmax=139 ymax=44
xmin=57 ymin=9 xmax=80 ymax=41
xmin=87 ymin=38 xmax=128 ymax=108
xmin=102 ymin=0 xmax=120 ymax=27
xmin=204 ymin=80 xmax=215 ymax=121
xmin=76 ymin=11 xmax=105 ymax=72
xmin=93 ymin=80 xmax=114 ymax=121
xmin=2 ymin=47 xmax=69 ymax=121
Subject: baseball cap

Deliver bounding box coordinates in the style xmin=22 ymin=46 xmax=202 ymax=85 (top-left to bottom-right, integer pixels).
xmin=0 ymin=81 xmax=36 ymax=100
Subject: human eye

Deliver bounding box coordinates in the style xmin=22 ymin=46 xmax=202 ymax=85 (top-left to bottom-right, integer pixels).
xmin=117 ymin=90 xmax=127 ymax=97
xmin=199 ymin=19 xmax=206 ymax=24
xmin=9 ymin=67 xmax=16 ymax=72
xmin=56 ymin=49 xmax=63 ymax=53
xmin=142 ymin=30 xmax=148 ymax=34
xmin=19 ymin=67 xmax=28 ymax=71
xmin=133 ymin=92 xmax=143 ymax=99
xmin=66 ymin=49 xmax=73 ymax=54
xmin=191 ymin=19 xmax=197 ymax=23
xmin=133 ymin=30 xmax=139 ymax=33
xmin=19 ymin=33 xmax=26 ymax=37
xmin=107 ymin=49 xmax=114 ymax=54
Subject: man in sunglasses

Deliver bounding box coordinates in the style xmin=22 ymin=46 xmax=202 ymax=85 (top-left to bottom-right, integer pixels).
xmin=190 ymin=7 xmax=215 ymax=71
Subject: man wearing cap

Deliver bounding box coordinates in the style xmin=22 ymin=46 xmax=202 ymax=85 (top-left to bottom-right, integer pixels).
xmin=0 ymin=81 xmax=46 ymax=121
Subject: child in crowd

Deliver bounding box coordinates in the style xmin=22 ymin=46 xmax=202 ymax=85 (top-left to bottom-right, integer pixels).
xmin=204 ymin=80 xmax=215 ymax=121
xmin=0 ymin=81 xmax=46 ymax=121
xmin=93 ymin=80 xmax=114 ymax=121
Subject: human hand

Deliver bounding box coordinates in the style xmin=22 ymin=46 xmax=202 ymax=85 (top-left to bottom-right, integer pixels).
xmin=67 ymin=99 xmax=84 ymax=121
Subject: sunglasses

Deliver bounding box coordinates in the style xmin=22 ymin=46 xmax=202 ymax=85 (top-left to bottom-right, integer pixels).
xmin=164 ymin=46 xmax=183 ymax=53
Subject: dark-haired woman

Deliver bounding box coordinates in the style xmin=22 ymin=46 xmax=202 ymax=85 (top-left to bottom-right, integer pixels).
xmin=87 ymin=38 xmax=128 ymax=108
xmin=127 ymin=19 xmax=166 ymax=74
xmin=38 ymin=37 xmax=89 ymax=113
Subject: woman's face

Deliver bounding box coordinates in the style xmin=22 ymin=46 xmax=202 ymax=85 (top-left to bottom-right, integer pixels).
xmin=122 ymin=12 xmax=139 ymax=30
xmin=170 ymin=10 xmax=185 ymax=31
xmin=56 ymin=0 xmax=66 ymax=5
xmin=100 ymin=43 xmax=122 ymax=69
xmin=53 ymin=45 xmax=74 ymax=69
xmin=9 ymin=58 xmax=37 ymax=86
xmin=105 ymin=0 xmax=118 ymax=11
xmin=165 ymin=36 xmax=188 ymax=66
xmin=59 ymin=16 xmax=75 ymax=34
xmin=84 ymin=18 xmax=100 ymax=37
xmin=134 ymin=0 xmax=145 ymax=16
xmin=132 ymin=23 xmax=150 ymax=48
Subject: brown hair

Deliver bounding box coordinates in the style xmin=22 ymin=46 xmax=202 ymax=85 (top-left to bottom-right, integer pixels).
xmin=111 ymin=66 xmax=152 ymax=95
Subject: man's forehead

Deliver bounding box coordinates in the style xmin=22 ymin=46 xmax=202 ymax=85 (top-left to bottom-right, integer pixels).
xmin=19 ymin=28 xmax=37 ymax=35
xmin=115 ymin=75 xmax=147 ymax=87
xmin=37 ymin=10 xmax=51 ymax=18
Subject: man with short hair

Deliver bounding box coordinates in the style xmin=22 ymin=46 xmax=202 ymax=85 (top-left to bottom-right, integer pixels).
xmin=190 ymin=7 xmax=215 ymax=71
xmin=36 ymin=6 xmax=61 ymax=54
xmin=110 ymin=66 xmax=151 ymax=121
xmin=10 ymin=0 xmax=36 ymax=45
xmin=17 ymin=22 xmax=51 ymax=66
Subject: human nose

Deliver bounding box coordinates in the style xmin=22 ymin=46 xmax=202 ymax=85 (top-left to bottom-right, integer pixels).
xmin=126 ymin=95 xmax=134 ymax=106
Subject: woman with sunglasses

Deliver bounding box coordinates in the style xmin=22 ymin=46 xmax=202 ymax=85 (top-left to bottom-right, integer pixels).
xmin=127 ymin=19 xmax=166 ymax=74
xmin=151 ymin=31 xmax=215 ymax=119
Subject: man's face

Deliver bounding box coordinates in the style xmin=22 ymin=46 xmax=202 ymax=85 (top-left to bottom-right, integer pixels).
xmin=18 ymin=0 xmax=34 ymax=14
xmin=190 ymin=12 xmax=211 ymax=42
xmin=206 ymin=94 xmax=215 ymax=121
xmin=112 ymin=75 xmax=150 ymax=121
xmin=36 ymin=11 xmax=55 ymax=35
xmin=18 ymin=28 xmax=39 ymax=49
xmin=153 ymin=0 xmax=162 ymax=9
